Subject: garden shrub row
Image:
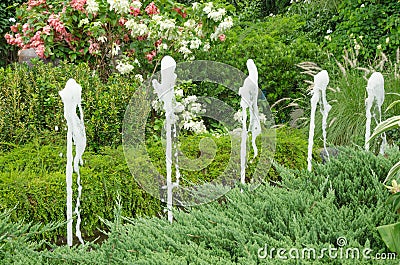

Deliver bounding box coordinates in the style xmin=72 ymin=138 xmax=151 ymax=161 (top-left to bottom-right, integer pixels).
xmin=1 ymin=147 xmax=399 ymax=264
xmin=0 ymin=61 xmax=138 ymax=152
xmin=0 ymin=126 xmax=310 ymax=240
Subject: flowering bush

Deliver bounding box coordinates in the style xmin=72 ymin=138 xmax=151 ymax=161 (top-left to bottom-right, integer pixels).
xmin=5 ymin=0 xmax=233 ymax=78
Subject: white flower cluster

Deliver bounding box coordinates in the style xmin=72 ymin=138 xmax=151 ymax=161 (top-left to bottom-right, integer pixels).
xmin=233 ymin=109 xmax=267 ymax=124
xmin=107 ymin=0 xmax=130 ymax=14
xmin=152 ymin=89 xmax=207 ymax=134
xmin=211 ymin=16 xmax=233 ymax=41
xmin=131 ymin=0 xmax=142 ymax=8
xmin=86 ymin=0 xmax=99 ymax=14
xmin=125 ymin=20 xmax=149 ymax=37
xmin=208 ymin=8 xmax=226 ymax=22
xmin=116 ymin=61 xmax=134 ymax=74
xmin=155 ymin=18 xmax=176 ymax=38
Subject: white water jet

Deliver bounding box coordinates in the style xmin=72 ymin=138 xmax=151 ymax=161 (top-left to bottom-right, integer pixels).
xmin=152 ymin=56 xmax=178 ymax=223
xmin=59 ymin=78 xmax=86 ymax=246
xmin=307 ymin=70 xmax=330 ymax=172
xmin=238 ymin=59 xmax=261 ymax=184
xmin=365 ymin=72 xmax=385 ymax=153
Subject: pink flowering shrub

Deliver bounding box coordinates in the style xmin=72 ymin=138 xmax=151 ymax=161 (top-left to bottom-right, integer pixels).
xmin=5 ymin=0 xmax=234 ymax=78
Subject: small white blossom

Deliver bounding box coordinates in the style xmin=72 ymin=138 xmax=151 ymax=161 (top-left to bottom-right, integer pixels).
xmin=9 ymin=18 xmax=16 ymax=23
xmin=93 ymin=21 xmax=102 ymax=27
xmin=135 ymin=74 xmax=143 ymax=83
xmin=116 ymin=61 xmax=134 ymax=74
xmin=175 ymin=102 xmax=185 ymax=113
xmin=361 ymin=4 xmax=365 ymax=7
xmin=131 ymin=0 xmax=142 ymax=9
xmin=203 ymin=2 xmax=213 ymax=14
xmin=86 ymin=0 xmax=99 ymax=14
xmin=377 ymin=44 xmax=382 ymax=50
xmin=111 ymin=43 xmax=120 ymax=56
xmin=189 ymin=102 xmax=203 ymax=113
xmin=55 ymin=126 xmax=59 ymax=131
xmin=324 ymin=35 xmax=332 ymax=41
xmin=234 ymin=110 xmax=242 ymax=122
xmin=97 ymin=36 xmax=107 ymax=43
xmin=184 ymin=19 xmax=196 ymax=29
xmin=208 ymin=8 xmax=226 ymax=22
xmin=192 ymin=2 xmax=199 ymax=10
xmin=326 ymin=29 xmax=332 ymax=34
xmin=203 ymin=42 xmax=210 ymax=51
xmin=190 ymin=38 xmax=202 ymax=49
xmin=107 ymin=0 xmax=130 ymax=14
xmin=354 ymin=44 xmax=360 ymax=50
xmin=78 ymin=18 xmax=89 ymax=27
xmin=183 ymin=95 xmax=197 ymax=105
xmin=175 ymin=89 xmax=184 ymax=97
xmin=158 ymin=43 xmax=168 ymax=52
xmin=386 ymin=37 xmax=390 ymax=44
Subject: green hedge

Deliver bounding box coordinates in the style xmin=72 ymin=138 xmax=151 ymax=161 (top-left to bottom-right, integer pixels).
xmin=1 ymin=146 xmax=399 ymax=264
xmin=0 ymin=61 xmax=138 ymax=151
xmin=0 ymin=127 xmax=310 ymax=240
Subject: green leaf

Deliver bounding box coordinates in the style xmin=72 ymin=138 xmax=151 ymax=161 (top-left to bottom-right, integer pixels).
xmin=385 ymin=161 xmax=400 ymax=183
xmin=377 ymin=222 xmax=400 ymax=254
xmin=368 ymin=116 xmax=400 ymax=143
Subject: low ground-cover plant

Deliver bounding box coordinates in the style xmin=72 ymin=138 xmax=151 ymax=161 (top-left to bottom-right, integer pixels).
xmin=1 ymin=146 xmax=399 ymax=264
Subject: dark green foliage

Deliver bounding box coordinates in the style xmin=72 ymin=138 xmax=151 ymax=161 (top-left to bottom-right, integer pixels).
xmin=0 ymin=61 xmax=138 ymax=151
xmin=198 ymin=16 xmax=326 ymax=123
xmin=1 ymin=147 xmax=399 ymax=264
xmin=0 ymin=0 xmax=25 ymax=67
xmin=326 ymin=0 xmax=400 ymax=62
xmin=0 ymin=142 xmax=161 ymax=241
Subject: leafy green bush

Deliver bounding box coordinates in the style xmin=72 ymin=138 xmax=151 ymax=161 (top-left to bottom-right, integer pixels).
xmin=326 ymin=0 xmax=400 ymax=62
xmin=1 ymin=146 xmax=399 ymax=264
xmin=0 ymin=61 xmax=138 ymax=151
xmin=0 ymin=0 xmax=25 ymax=67
xmin=0 ymin=126 xmax=310 ymax=240
xmin=198 ymin=16 xmax=326 ymax=123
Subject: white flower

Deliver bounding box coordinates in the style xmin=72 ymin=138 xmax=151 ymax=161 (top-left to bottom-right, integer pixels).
xmin=182 ymin=111 xmax=192 ymax=122
xmin=183 ymin=95 xmax=197 ymax=105
xmin=324 ymin=35 xmax=332 ymax=41
xmin=326 ymin=29 xmax=332 ymax=34
xmin=174 ymin=102 xmax=184 ymax=113
xmin=111 ymin=43 xmax=120 ymax=56
xmin=178 ymin=46 xmax=192 ymax=57
xmin=361 ymin=4 xmax=365 ymax=7
xmin=190 ymin=38 xmax=202 ymax=49
xmin=203 ymin=42 xmax=210 ymax=51
xmin=135 ymin=74 xmax=143 ymax=83
xmin=126 ymin=20 xmax=148 ymax=37
xmin=192 ymin=2 xmax=199 ymax=10
xmin=116 ymin=61 xmax=134 ymax=74
xmin=259 ymin=113 xmax=266 ymax=124
xmin=377 ymin=44 xmax=382 ymax=50
xmin=216 ymin=16 xmax=233 ymax=33
xmin=152 ymin=99 xmax=162 ymax=112
xmin=189 ymin=102 xmax=203 ymax=113
xmin=184 ymin=19 xmax=196 ymax=29
xmin=9 ymin=18 xmax=16 ymax=23
xmin=210 ymin=32 xmax=218 ymax=41
xmin=78 ymin=18 xmax=89 ymax=27
xmin=59 ymin=152 xmax=63 ymax=158
xmin=107 ymin=0 xmax=130 ymax=14
xmin=93 ymin=21 xmax=102 ymax=27
xmin=208 ymin=8 xmax=226 ymax=22
xmin=158 ymin=19 xmax=175 ymax=32
xmin=183 ymin=120 xmax=206 ymax=134
xmin=234 ymin=110 xmax=242 ymax=122
xmin=152 ymin=15 xmax=163 ymax=22
xmin=386 ymin=37 xmax=390 ymax=44
xmin=158 ymin=43 xmax=168 ymax=52
xmin=175 ymin=89 xmax=184 ymax=97
xmin=203 ymin=2 xmax=213 ymax=14
xmin=86 ymin=0 xmax=99 ymax=14
xmin=55 ymin=126 xmax=59 ymax=131
xmin=354 ymin=44 xmax=360 ymax=50
xmin=97 ymin=36 xmax=107 ymax=43
xmin=131 ymin=0 xmax=142 ymax=9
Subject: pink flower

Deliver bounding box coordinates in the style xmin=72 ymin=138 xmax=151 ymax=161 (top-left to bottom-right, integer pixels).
xmin=146 ymin=50 xmax=156 ymax=61
xmin=145 ymin=2 xmax=159 ymax=16
xmin=35 ymin=44 xmax=46 ymax=58
xmin=119 ymin=17 xmax=127 ymax=26
xmin=219 ymin=34 xmax=226 ymax=42
xmin=173 ymin=7 xmax=187 ymax=18
xmin=27 ymin=0 xmax=46 ymax=10
xmin=42 ymin=25 xmax=51 ymax=35
xmin=48 ymin=14 xmax=67 ymax=35
xmin=88 ymin=40 xmax=100 ymax=54
xmin=123 ymin=34 xmax=130 ymax=42
xmin=130 ymin=7 xmax=140 ymax=16
xmin=10 ymin=24 xmax=19 ymax=33
xmin=22 ymin=23 xmax=31 ymax=32
xmin=154 ymin=38 xmax=162 ymax=47
xmin=70 ymin=0 xmax=87 ymax=11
